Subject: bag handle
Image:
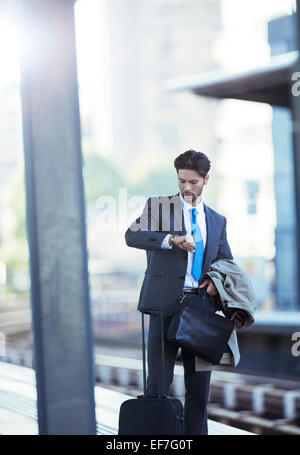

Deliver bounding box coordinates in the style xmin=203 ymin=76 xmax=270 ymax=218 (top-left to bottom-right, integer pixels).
xmin=140 ymin=309 xmax=167 ymax=398
xmin=141 ymin=311 xmax=147 ymax=396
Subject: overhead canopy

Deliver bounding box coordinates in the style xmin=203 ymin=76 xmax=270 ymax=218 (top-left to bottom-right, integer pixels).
xmin=164 ymin=51 xmax=298 ymax=107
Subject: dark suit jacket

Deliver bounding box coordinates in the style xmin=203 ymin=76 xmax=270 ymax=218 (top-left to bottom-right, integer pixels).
xmin=125 ymin=193 xmax=233 ymax=314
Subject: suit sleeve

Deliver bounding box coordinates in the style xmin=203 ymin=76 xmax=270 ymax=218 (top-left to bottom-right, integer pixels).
xmin=216 ymin=217 xmax=233 ymax=260
xmin=125 ymin=198 xmax=173 ymax=252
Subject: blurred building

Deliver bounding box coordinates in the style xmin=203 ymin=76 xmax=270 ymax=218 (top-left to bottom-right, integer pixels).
xmin=75 ymin=0 xmax=223 ymax=276
xmin=268 ymin=14 xmax=299 ymax=310
xmin=75 ymin=1 xmax=293 ymax=329
xmin=76 ymin=0 xmax=223 ymax=177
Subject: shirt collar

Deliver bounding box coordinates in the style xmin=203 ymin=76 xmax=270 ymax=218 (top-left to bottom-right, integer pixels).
xmin=179 ymin=192 xmax=204 ymax=213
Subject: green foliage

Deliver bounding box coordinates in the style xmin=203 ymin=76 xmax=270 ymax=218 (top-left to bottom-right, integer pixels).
xmin=127 ymin=167 xmax=178 ymax=198
xmin=82 ymin=153 xmax=124 ymax=202
xmin=82 ymin=153 xmax=178 ymax=201
xmin=2 ymin=154 xmax=179 ymax=293
xmin=8 ymin=165 xmax=27 ymax=242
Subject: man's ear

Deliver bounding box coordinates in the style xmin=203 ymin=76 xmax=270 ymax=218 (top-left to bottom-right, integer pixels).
xmin=204 ymin=174 xmax=209 ymax=185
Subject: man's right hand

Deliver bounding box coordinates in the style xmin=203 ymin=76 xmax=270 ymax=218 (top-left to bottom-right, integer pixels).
xmin=173 ymin=234 xmax=195 ymax=253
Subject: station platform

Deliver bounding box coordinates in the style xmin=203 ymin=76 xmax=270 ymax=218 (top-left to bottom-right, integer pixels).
xmin=0 ymin=361 xmax=254 ymax=435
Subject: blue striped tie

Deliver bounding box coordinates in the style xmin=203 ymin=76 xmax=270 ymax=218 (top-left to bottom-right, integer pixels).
xmin=191 ymin=207 xmax=204 ymax=281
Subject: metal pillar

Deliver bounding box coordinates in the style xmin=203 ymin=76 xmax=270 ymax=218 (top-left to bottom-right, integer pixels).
xmin=291 ymin=1 xmax=300 ymax=307
xmin=18 ymin=0 xmax=96 ymax=434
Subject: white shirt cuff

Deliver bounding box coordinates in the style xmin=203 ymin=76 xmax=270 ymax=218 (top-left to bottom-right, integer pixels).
xmin=161 ymin=234 xmax=173 ymax=249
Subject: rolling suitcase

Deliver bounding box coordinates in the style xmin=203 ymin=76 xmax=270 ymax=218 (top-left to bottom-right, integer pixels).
xmin=118 ymin=309 xmax=184 ymax=435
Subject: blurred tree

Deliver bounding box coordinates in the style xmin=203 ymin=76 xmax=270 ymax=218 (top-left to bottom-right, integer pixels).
xmin=2 ymin=153 xmax=124 ymax=250
xmin=127 ymin=167 xmax=178 ymax=198
xmin=82 ymin=152 xmax=124 ymax=202
xmin=3 ymin=157 xmax=179 ymax=246
xmin=1 ymin=155 xmax=181 ymax=292
xmin=0 ymin=166 xmax=28 ymax=293
xmin=8 ymin=165 xmax=27 ymax=242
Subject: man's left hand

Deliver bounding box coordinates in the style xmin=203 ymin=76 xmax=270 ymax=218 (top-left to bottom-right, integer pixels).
xmin=199 ymin=278 xmax=218 ymax=296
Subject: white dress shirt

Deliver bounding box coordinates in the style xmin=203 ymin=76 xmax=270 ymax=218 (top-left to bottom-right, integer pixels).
xmin=161 ymin=193 xmax=207 ymax=289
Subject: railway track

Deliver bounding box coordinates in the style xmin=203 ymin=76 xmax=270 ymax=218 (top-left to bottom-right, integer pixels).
xmin=0 ymin=361 xmax=254 ymax=435
xmin=2 ymin=345 xmax=300 ymax=435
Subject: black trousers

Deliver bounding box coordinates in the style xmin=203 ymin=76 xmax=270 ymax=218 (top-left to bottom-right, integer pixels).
xmin=146 ymin=313 xmax=211 ymax=435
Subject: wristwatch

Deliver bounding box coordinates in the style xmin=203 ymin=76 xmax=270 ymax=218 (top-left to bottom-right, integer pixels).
xmin=168 ymin=234 xmax=178 ymax=246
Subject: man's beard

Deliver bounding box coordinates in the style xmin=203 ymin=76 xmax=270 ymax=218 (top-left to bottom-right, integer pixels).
xmin=182 ymin=190 xmax=202 ymax=203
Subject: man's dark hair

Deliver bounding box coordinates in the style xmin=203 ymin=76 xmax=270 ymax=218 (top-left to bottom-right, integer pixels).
xmin=174 ymin=149 xmax=211 ymax=177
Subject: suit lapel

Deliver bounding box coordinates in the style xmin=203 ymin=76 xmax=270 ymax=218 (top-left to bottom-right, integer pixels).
xmin=202 ymin=204 xmax=217 ymax=274
xmin=170 ymin=193 xmax=186 ymax=234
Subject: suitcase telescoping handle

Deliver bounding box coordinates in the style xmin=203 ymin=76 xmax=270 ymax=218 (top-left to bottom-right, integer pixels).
xmin=141 ymin=309 xmax=167 ymax=398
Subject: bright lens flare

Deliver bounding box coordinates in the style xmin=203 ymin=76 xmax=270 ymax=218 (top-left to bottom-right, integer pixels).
xmin=0 ymin=14 xmax=20 ymax=85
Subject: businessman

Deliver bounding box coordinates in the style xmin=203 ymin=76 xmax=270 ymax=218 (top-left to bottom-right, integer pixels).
xmin=125 ymin=149 xmax=233 ymax=435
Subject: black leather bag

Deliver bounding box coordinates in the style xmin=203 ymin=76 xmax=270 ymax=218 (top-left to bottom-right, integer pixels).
xmin=167 ymin=288 xmax=235 ymax=364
